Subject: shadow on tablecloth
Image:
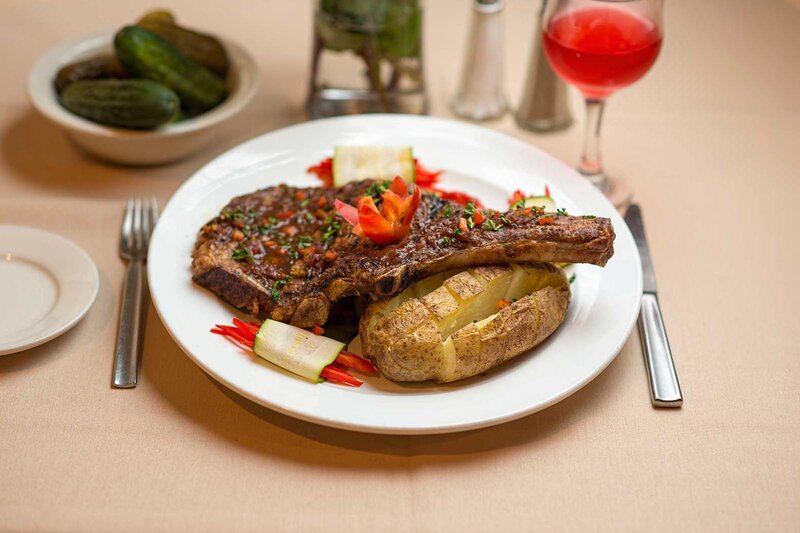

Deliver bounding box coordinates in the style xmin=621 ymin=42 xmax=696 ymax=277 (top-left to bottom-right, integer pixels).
xmin=142 ymin=302 xmax=635 ymax=466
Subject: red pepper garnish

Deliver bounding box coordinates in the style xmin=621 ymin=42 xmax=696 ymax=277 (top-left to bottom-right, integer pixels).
xmin=335 ymin=176 xmax=421 ymax=246
xmin=335 ymin=351 xmax=378 ymax=375
xmin=413 ymin=159 xmax=444 ymax=188
xmin=509 ymin=190 xmax=526 ymax=205
xmin=212 ymin=318 xmax=373 ymax=387
xmin=472 ymin=211 xmax=486 ymax=224
xmin=537 ymin=217 xmax=555 ymax=225
xmin=277 ymin=210 xmax=295 ymax=220
xmin=281 ymin=225 xmax=298 ymax=236
xmin=320 ymin=366 xmax=362 ymax=387
xmin=294 ymin=191 xmax=306 ymax=201
xmin=497 ymin=299 xmax=510 ymax=309
xmin=307 ymin=158 xmax=334 ymax=187
xmin=544 ymin=185 xmax=551 ymax=197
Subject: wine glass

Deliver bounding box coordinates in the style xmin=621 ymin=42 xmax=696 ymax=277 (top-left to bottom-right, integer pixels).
xmin=541 ymin=0 xmax=663 ymax=206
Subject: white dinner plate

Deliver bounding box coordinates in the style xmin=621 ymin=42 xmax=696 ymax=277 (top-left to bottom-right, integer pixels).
xmin=0 ymin=226 xmax=99 ymax=356
xmin=148 ymin=115 xmax=642 ymax=434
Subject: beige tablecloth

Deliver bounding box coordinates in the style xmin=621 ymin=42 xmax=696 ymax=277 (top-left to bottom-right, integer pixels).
xmin=1 ymin=1 xmax=799 ymax=532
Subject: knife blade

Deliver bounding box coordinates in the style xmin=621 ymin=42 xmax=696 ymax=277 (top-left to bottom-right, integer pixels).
xmin=624 ymin=204 xmax=683 ymax=407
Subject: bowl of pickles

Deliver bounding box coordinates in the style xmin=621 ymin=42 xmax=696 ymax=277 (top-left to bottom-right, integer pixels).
xmin=27 ymin=10 xmax=258 ymax=165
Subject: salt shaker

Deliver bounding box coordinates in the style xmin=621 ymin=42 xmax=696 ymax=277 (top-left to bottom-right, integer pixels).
xmin=515 ymin=0 xmax=572 ymax=132
xmin=452 ymin=0 xmax=507 ymax=121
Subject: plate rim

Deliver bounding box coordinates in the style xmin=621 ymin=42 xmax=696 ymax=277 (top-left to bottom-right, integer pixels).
xmin=0 ymin=224 xmax=99 ymax=356
xmin=148 ymin=114 xmax=642 ymax=434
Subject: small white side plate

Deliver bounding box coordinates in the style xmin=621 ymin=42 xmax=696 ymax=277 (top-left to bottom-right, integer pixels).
xmin=0 ymin=226 xmax=99 ymax=356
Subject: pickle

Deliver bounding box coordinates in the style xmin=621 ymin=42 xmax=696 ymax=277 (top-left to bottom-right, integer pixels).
xmin=60 ymin=79 xmax=180 ymax=129
xmin=136 ymin=19 xmax=230 ymax=77
xmin=53 ymin=55 xmax=129 ymax=93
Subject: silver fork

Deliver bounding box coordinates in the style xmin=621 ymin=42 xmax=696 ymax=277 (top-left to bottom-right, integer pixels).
xmin=113 ymin=197 xmax=158 ymax=388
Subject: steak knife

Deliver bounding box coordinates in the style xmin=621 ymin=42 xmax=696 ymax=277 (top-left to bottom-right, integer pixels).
xmin=624 ymin=204 xmax=683 ymax=407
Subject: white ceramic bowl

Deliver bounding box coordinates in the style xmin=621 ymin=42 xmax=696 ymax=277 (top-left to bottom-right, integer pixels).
xmin=27 ymin=29 xmax=259 ymax=165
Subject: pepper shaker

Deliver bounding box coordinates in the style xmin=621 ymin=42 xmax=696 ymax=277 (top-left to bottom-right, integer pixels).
xmin=515 ymin=0 xmax=572 ymax=132
xmin=452 ymin=0 xmax=507 ymax=121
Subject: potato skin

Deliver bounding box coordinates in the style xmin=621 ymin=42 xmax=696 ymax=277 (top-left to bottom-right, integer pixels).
xmin=359 ymin=263 xmax=570 ymax=383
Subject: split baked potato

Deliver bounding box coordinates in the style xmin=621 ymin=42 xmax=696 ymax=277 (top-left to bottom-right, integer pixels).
xmin=359 ymin=263 xmax=570 ymax=383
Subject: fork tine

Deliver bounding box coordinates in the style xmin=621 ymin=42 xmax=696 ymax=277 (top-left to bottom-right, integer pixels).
xmin=144 ymin=197 xmax=159 ymax=251
xmin=142 ymin=198 xmax=151 ymax=249
xmin=133 ymin=198 xmax=143 ymax=252
xmin=120 ymin=198 xmax=134 ymax=253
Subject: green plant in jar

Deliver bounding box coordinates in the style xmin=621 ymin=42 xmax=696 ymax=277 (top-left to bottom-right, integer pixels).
xmin=309 ymin=0 xmax=425 ymax=115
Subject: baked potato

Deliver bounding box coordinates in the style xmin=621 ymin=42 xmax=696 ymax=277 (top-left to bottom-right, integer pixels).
xmin=359 ymin=262 xmax=570 ymax=383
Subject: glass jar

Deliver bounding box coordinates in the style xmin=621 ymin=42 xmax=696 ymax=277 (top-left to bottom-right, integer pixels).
xmin=306 ymin=0 xmax=428 ymax=118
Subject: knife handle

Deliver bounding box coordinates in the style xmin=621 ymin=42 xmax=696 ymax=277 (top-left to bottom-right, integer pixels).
xmin=638 ymin=293 xmax=683 ymax=407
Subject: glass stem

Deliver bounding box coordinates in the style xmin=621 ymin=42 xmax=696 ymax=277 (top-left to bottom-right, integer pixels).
xmin=579 ymin=98 xmax=608 ymax=191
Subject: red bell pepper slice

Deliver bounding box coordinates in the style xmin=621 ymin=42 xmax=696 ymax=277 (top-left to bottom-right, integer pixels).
xmin=320 ymin=365 xmax=363 ymax=387
xmin=335 ymin=351 xmax=378 ymax=375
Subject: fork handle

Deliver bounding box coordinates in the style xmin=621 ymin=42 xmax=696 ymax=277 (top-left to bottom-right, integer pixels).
xmin=113 ymin=260 xmax=148 ymax=388
xmin=638 ymin=293 xmax=683 ymax=407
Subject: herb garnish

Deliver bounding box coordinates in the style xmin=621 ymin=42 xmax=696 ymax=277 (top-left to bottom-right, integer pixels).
xmin=556 ymin=207 xmax=569 ymax=216
xmin=499 ymin=214 xmax=511 ymax=225
xmin=232 ymin=246 xmax=252 ymax=262
xmin=481 ymin=219 xmax=503 ymax=231
xmin=511 ymin=199 xmax=526 ymax=210
xmin=299 ymin=199 xmax=310 ymax=208
xmin=439 ymin=236 xmax=452 ymax=247
xmin=464 ymin=202 xmax=475 ymax=217
xmin=296 ymin=235 xmax=313 ymax=248
xmin=569 ymin=273 xmax=576 ymax=284
xmin=287 ymin=249 xmax=299 ymax=261
xmin=222 ymin=206 xmax=245 ymax=220
xmin=581 ymin=215 xmax=597 ymax=219
xmin=271 ymin=276 xmax=292 ymax=301
xmin=305 ymin=212 xmax=315 ymax=223
xmin=268 ymin=216 xmax=278 ymax=225
xmin=443 ymin=204 xmax=451 ymax=218
xmin=467 ymin=217 xmax=475 ymax=229
xmin=366 ymin=180 xmax=391 ymax=199
xmin=321 ymin=221 xmax=341 ymax=242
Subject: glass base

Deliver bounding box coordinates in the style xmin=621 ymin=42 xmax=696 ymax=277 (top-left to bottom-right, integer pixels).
xmin=580 ymin=170 xmax=633 ymax=210
xmin=306 ymin=88 xmax=428 ymax=119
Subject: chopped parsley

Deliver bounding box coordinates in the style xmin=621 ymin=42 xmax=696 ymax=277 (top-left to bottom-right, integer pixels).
xmin=366 ymin=180 xmax=391 ymax=199
xmin=296 ymin=235 xmax=313 ymax=248
xmin=511 ymin=199 xmax=526 ymax=210
xmin=247 ymin=208 xmax=260 ymax=218
xmin=556 ymin=207 xmax=569 ymax=216
xmin=466 ymin=217 xmax=475 ymax=229
xmin=453 ymin=228 xmax=462 ymax=236
xmin=569 ymin=273 xmax=576 ymax=284
xmin=481 ymin=219 xmax=504 ymax=231
xmin=499 ymin=214 xmax=511 ymax=225
xmin=299 ymin=198 xmax=310 ymax=208
xmin=232 ymin=246 xmax=252 ymax=262
xmin=222 ymin=206 xmax=245 ymax=220
xmin=271 ymin=276 xmax=292 ymax=301
xmin=287 ymin=249 xmax=299 ymax=261
xmin=321 ymin=221 xmax=341 ymax=241
xmin=268 ymin=216 xmax=278 ymax=225
xmin=581 ymin=215 xmax=597 ymax=219
xmin=464 ymin=202 xmax=476 ymax=217
xmin=439 ymin=236 xmax=452 ymax=247
xmin=443 ymin=204 xmax=451 ymax=218
xmin=305 ymin=212 xmax=315 ymax=223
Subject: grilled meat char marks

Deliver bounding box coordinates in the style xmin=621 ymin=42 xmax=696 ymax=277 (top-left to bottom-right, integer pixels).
xmin=192 ymin=180 xmax=615 ymax=327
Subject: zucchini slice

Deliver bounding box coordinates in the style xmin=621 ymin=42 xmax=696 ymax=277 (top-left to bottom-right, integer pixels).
xmin=522 ymin=195 xmax=557 ymax=212
xmin=253 ymin=320 xmax=343 ymax=382
xmin=332 ymin=146 xmax=415 ymax=186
